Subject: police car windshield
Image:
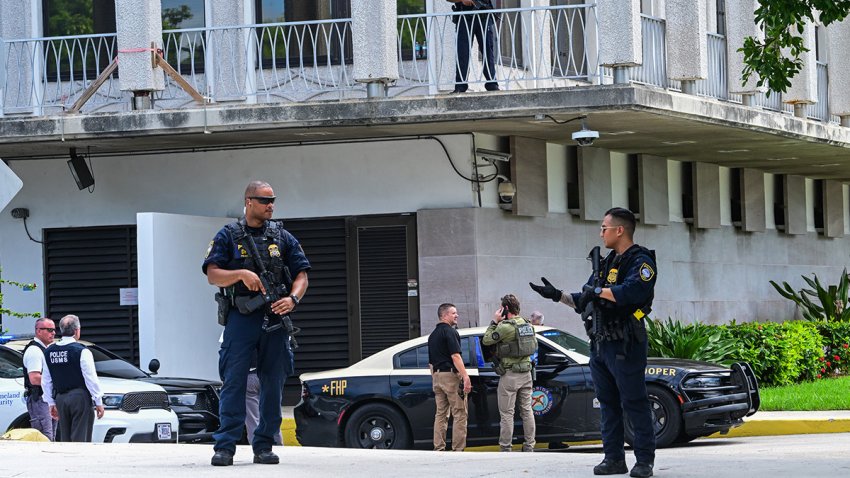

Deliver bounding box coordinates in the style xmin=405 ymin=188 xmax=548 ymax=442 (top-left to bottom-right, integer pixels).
xmin=88 ymin=345 xmax=148 ymax=379
xmin=538 ymin=329 xmax=591 ymax=357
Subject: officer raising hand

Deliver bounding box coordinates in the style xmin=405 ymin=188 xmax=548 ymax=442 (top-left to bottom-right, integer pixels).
xmin=529 ymin=207 xmax=657 ymax=478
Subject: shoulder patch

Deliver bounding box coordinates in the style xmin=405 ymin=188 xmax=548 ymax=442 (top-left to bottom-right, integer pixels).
xmin=491 ymin=331 xmax=500 ymax=341
xmin=639 ymin=263 xmax=655 ymax=282
xmin=205 ymin=241 xmax=214 ymax=259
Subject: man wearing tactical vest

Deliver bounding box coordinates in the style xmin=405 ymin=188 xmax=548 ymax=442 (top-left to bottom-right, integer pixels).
xmin=530 ymin=207 xmax=657 ymax=478
xmin=204 ymin=180 xmax=310 ymax=467
xmin=482 ymin=294 xmax=537 ymax=452
xmin=22 ymin=317 xmax=58 ymax=441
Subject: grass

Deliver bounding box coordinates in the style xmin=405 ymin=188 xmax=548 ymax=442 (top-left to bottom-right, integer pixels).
xmin=759 ymin=375 xmax=850 ymax=411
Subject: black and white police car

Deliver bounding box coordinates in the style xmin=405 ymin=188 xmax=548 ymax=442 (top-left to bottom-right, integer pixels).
xmin=2 ymin=338 xmax=221 ymax=443
xmin=294 ymin=326 xmax=760 ymax=449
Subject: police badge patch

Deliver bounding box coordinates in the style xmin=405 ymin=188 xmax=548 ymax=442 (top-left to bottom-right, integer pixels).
xmin=639 ymin=263 xmax=655 ymax=282
xmin=238 ymin=244 xmax=248 ymax=257
xmin=606 ymin=268 xmax=618 ymax=284
xmin=268 ymin=244 xmax=281 ymax=258
xmin=205 ymin=241 xmax=214 ymax=258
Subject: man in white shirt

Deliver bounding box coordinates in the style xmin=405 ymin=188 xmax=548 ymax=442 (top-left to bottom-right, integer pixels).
xmin=22 ymin=317 xmax=58 ymax=440
xmin=41 ymin=314 xmax=105 ymax=442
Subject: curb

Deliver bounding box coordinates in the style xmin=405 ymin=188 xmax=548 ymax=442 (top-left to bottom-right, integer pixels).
xmin=281 ymin=416 xmax=850 ymax=448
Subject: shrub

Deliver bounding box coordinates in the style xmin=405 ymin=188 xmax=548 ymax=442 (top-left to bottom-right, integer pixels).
xmin=769 ymin=268 xmax=850 ymax=322
xmin=731 ymin=320 xmax=823 ymax=386
xmin=646 ymin=317 xmax=739 ymax=366
xmin=815 ymin=321 xmax=850 ymax=378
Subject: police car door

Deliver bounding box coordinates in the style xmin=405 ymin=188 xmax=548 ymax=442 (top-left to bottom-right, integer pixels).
xmin=532 ymin=341 xmax=595 ymax=441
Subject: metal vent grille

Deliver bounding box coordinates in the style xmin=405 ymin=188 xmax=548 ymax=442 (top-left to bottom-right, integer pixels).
xmin=121 ymin=391 xmax=169 ymax=412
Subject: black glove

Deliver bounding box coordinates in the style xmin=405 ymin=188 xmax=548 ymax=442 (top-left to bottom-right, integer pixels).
xmin=529 ymin=277 xmax=563 ymax=302
xmin=577 ymin=284 xmax=600 ymax=311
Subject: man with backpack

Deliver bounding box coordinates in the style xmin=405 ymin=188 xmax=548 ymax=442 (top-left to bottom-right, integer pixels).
xmin=482 ymin=294 xmax=537 ymax=452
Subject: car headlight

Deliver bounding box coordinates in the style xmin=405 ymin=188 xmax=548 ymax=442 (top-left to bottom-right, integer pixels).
xmin=102 ymin=394 xmax=124 ymax=409
xmin=169 ymin=393 xmax=199 ymax=407
xmin=683 ymin=375 xmax=723 ymax=388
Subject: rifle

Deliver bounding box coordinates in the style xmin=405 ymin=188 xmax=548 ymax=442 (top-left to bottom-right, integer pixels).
xmin=580 ymin=246 xmax=602 ymax=340
xmin=242 ymin=234 xmax=299 ymax=346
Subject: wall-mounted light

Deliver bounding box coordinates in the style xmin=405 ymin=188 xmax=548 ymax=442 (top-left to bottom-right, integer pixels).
xmin=68 ymin=147 xmax=94 ymax=190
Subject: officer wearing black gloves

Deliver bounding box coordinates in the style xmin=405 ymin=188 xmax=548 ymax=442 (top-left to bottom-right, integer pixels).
xmin=530 ymin=207 xmax=657 ymax=478
xmin=204 ymin=180 xmax=310 ymax=467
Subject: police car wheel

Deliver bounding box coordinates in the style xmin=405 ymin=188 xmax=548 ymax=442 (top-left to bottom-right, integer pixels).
xmin=624 ymin=385 xmax=682 ymax=449
xmin=344 ymin=403 xmax=411 ymax=450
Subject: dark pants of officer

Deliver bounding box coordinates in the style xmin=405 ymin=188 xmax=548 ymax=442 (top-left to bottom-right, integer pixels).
xmin=454 ymin=12 xmax=499 ymax=92
xmin=214 ymin=308 xmax=293 ymax=454
xmin=589 ymin=339 xmax=656 ymax=465
xmin=55 ymin=388 xmax=94 ymax=442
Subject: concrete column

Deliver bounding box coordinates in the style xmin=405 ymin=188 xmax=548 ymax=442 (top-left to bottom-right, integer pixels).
xmin=726 ymin=0 xmax=764 ymax=95
xmin=826 ymin=19 xmax=850 ymax=118
xmin=824 ymin=180 xmax=844 ymax=238
xmin=785 ymin=175 xmax=807 ymax=235
xmin=741 ymin=168 xmax=765 ymax=232
xmin=0 ymin=1 xmax=39 ymax=113
xmin=116 ymin=0 xmax=165 ymax=95
xmin=509 ymin=136 xmax=547 ymax=217
xmin=578 ymin=147 xmax=612 ymax=221
xmin=428 ymin=0 xmax=456 ymax=93
xmin=666 ymin=0 xmax=707 ymax=82
xmin=637 ymin=154 xmax=669 ymax=225
xmin=694 ymin=162 xmax=720 ymax=229
xmin=597 ymin=0 xmax=641 ymax=69
xmin=207 ymin=0 xmax=253 ymax=101
xmin=352 ymin=0 xmax=399 ymax=97
xmin=783 ymin=21 xmax=817 ymax=107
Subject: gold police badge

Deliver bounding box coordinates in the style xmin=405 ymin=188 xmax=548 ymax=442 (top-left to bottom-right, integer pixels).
xmin=606 ymin=268 xmax=618 ymax=284
xmin=268 ymin=244 xmax=281 ymax=258
xmin=238 ymin=244 xmax=248 ymax=257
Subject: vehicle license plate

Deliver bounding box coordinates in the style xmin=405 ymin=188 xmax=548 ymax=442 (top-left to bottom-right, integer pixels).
xmin=156 ymin=423 xmax=173 ymax=440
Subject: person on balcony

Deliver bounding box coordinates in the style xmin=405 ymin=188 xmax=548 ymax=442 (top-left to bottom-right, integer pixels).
xmin=447 ymin=0 xmax=500 ymax=93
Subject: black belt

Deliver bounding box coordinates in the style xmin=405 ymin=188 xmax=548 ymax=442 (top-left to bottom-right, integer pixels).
xmin=434 ymin=367 xmax=455 ymax=372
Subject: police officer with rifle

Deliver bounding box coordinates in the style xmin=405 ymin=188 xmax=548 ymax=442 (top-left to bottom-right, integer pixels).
xmin=203 ymin=180 xmax=310 ymax=467
xmin=530 ymin=207 xmax=657 ymax=478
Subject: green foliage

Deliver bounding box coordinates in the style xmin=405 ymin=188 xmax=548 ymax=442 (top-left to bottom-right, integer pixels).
xmin=645 ymin=318 xmax=739 ymax=366
xmin=769 ymin=269 xmax=850 ymax=322
xmin=0 ymin=267 xmax=40 ymax=319
xmin=741 ymin=1 xmax=850 ymax=94
xmin=732 ymin=320 xmax=823 ymax=387
xmin=815 ymin=322 xmax=850 ymax=378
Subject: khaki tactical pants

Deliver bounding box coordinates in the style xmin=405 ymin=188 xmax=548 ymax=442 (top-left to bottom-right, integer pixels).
xmin=497 ymin=370 xmax=536 ymax=449
xmin=432 ymin=371 xmax=468 ymax=451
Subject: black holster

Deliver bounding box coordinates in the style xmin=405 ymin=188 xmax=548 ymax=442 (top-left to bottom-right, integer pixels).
xmin=215 ymin=291 xmax=232 ymax=326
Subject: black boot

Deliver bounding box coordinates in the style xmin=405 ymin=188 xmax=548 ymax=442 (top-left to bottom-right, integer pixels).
xmin=630 ymin=463 xmax=654 ymax=477
xmin=253 ymin=450 xmax=280 ymax=464
xmin=211 ymin=449 xmax=234 ymax=466
xmin=594 ymin=458 xmax=628 ymax=475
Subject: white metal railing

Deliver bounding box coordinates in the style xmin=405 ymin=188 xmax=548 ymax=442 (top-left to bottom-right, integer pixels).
xmin=395 ymin=5 xmax=600 ymax=93
xmin=695 ymin=33 xmax=727 ymax=99
xmin=631 ymin=15 xmax=666 ymax=88
xmin=807 ymin=62 xmax=829 ymax=121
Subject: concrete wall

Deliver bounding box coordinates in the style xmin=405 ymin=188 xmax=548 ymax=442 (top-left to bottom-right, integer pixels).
xmin=0 ymin=135 xmax=479 ymax=335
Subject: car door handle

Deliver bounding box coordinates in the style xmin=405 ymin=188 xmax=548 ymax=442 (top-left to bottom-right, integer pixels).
xmin=397 ymin=380 xmax=413 ymax=386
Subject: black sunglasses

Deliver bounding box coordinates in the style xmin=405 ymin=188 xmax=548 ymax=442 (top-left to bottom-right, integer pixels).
xmin=249 ymin=196 xmax=276 ymax=205
xmin=37 ymin=327 xmax=56 ymax=333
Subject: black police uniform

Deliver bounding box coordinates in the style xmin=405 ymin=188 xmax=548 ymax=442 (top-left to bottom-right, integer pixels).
xmin=45 ymin=341 xmax=95 ymax=442
xmin=571 ymin=244 xmax=657 ymax=467
xmin=203 ymin=218 xmax=310 ymax=456
xmin=450 ymin=0 xmax=498 ymax=92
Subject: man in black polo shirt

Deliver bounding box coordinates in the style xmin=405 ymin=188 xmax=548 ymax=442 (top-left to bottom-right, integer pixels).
xmin=428 ymin=303 xmax=472 ymax=451
xmin=41 ymin=315 xmax=105 ymax=442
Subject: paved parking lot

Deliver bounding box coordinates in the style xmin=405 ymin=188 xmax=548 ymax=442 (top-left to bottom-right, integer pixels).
xmin=2 ymin=433 xmax=849 ymax=478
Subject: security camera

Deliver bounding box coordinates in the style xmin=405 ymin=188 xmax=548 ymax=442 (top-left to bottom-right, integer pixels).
xmin=498 ymin=180 xmax=516 ymax=202
xmin=572 ymin=128 xmax=599 ymax=147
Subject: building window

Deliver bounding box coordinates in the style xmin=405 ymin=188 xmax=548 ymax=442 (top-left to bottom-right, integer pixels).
xmin=42 ymin=0 xmax=116 ymax=37
xmin=255 ymin=0 xmax=351 ymax=23
xmin=397 ymin=0 xmax=427 ymax=60
xmin=715 ymin=0 xmax=726 ymax=35
xmin=254 ymin=0 xmax=353 ymax=67
xmin=161 ymin=0 xmax=205 ymax=30
xmin=161 ymin=1 xmax=207 ymax=74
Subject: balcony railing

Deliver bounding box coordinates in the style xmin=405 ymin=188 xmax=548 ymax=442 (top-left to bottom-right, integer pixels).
xmin=631 ymin=15 xmax=666 ymax=88
xmin=395 ymin=4 xmax=600 ymax=94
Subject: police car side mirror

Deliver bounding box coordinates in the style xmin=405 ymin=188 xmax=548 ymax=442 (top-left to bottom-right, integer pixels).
xmin=542 ymin=352 xmax=568 ymax=365
xmin=148 ymin=358 xmax=161 ymax=375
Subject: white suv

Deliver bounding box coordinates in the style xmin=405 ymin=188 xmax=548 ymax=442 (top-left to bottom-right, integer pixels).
xmin=0 ymin=344 xmax=178 ymax=443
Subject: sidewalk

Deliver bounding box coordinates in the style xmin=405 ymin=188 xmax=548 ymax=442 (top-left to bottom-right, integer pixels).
xmin=278 ymin=408 xmax=850 ymax=448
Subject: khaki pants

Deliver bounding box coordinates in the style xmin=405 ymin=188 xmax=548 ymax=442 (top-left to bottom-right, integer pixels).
xmin=432 ymin=371 xmax=468 ymax=451
xmin=497 ymin=370 xmax=536 ymax=449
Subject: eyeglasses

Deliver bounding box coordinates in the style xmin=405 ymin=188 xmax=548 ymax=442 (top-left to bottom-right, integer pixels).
xmin=37 ymin=327 xmax=56 ymax=333
xmin=600 ymin=225 xmax=620 ymax=232
xmin=249 ymin=196 xmax=276 ymax=205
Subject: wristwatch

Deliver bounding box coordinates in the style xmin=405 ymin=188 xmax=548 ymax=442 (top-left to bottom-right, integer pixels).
xmin=290 ymin=294 xmax=300 ymax=307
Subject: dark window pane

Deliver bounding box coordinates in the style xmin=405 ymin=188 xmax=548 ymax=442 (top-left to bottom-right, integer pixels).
xmin=417 ymin=345 xmax=429 ymax=368
xmin=396 ymin=348 xmax=418 ymax=369
xmin=43 ymin=0 xmax=116 ymax=36
xmin=162 ymin=0 xmax=205 ymax=29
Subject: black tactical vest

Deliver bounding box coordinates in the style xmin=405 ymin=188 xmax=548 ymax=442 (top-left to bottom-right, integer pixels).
xmin=224 ymin=218 xmax=287 ymax=296
xmin=597 ymin=245 xmax=656 ymax=341
xmin=45 ymin=342 xmax=88 ymax=394
xmin=22 ymin=340 xmax=46 ymax=399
